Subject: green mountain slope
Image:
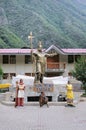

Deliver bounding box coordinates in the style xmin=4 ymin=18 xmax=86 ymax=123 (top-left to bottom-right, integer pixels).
xmin=0 ymin=27 xmax=26 ymax=48
xmin=0 ymin=0 xmax=86 ymax=48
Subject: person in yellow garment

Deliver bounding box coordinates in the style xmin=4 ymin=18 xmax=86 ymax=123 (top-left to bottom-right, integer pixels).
xmin=66 ymin=81 xmax=75 ymax=107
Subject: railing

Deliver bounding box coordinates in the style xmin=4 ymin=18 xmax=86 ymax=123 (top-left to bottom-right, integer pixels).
xmin=47 ymin=62 xmax=66 ymax=70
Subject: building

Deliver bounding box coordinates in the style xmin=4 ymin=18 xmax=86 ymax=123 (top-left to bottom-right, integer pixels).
xmin=0 ymin=45 xmax=86 ymax=82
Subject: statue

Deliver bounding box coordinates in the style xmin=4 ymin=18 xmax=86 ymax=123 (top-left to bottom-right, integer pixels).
xmin=31 ymin=41 xmax=56 ymax=84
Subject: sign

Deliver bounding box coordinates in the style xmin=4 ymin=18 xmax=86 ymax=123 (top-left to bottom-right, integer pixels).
xmin=33 ymin=83 xmax=54 ymax=92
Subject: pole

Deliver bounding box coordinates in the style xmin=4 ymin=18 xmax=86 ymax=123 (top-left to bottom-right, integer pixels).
xmin=28 ymin=32 xmax=34 ymax=76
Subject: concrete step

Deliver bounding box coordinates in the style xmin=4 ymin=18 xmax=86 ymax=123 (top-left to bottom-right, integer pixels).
xmin=1 ymin=101 xmax=66 ymax=106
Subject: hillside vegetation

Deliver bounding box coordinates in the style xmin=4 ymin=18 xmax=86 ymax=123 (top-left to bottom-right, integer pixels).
xmin=0 ymin=0 xmax=86 ymax=48
xmin=0 ymin=27 xmax=26 ymax=48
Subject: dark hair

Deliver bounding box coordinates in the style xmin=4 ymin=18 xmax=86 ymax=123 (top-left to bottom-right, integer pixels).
xmin=68 ymin=81 xmax=70 ymax=84
xmin=20 ymin=79 xmax=23 ymax=82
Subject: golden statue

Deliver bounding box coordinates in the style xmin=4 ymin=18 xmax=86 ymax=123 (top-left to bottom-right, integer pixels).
xmin=31 ymin=41 xmax=56 ymax=84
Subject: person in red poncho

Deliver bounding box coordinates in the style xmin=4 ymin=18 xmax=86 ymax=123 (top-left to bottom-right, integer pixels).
xmin=15 ymin=79 xmax=25 ymax=107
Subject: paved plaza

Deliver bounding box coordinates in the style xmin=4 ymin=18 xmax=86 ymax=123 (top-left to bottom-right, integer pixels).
xmin=0 ymin=100 xmax=86 ymax=130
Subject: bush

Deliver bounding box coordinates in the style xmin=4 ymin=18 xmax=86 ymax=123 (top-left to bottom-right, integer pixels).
xmin=72 ymin=56 xmax=86 ymax=93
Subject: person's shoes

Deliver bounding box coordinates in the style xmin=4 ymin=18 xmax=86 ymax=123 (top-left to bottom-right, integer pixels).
xmin=40 ymin=104 xmax=43 ymax=107
xmin=14 ymin=104 xmax=17 ymax=108
xmin=47 ymin=104 xmax=49 ymax=108
xmin=20 ymin=105 xmax=24 ymax=107
xmin=65 ymin=104 xmax=75 ymax=107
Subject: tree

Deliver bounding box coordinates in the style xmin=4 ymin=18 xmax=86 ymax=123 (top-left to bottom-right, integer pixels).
xmin=0 ymin=66 xmax=3 ymax=83
xmin=72 ymin=56 xmax=86 ymax=93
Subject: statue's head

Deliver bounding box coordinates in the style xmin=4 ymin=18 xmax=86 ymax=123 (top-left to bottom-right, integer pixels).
xmin=37 ymin=41 xmax=43 ymax=52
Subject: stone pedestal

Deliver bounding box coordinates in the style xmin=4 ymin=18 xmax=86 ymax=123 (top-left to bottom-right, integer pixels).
xmin=4 ymin=92 xmax=13 ymax=101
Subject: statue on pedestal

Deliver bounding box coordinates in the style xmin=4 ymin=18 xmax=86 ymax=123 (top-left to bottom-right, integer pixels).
xmin=28 ymin=32 xmax=56 ymax=84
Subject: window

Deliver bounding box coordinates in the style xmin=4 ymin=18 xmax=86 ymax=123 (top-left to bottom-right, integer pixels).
xmin=68 ymin=55 xmax=74 ymax=63
xmin=3 ymin=73 xmax=8 ymax=79
xmin=25 ymin=73 xmax=34 ymax=76
xmin=3 ymin=73 xmax=16 ymax=79
xmin=10 ymin=73 xmax=16 ymax=79
xmin=75 ymin=55 xmax=81 ymax=62
xmin=25 ymin=55 xmax=31 ymax=64
xmin=3 ymin=55 xmax=9 ymax=64
xmin=3 ymin=55 xmax=16 ymax=64
xmin=10 ymin=55 xmax=16 ymax=64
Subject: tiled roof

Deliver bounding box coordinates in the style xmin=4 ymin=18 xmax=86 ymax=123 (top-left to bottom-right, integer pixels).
xmin=0 ymin=49 xmax=36 ymax=54
xmin=62 ymin=49 xmax=86 ymax=54
xmin=46 ymin=45 xmax=86 ymax=54
xmin=0 ymin=47 xmax=86 ymax=55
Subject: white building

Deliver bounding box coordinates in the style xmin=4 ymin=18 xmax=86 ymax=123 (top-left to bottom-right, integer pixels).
xmin=0 ymin=45 xmax=86 ymax=82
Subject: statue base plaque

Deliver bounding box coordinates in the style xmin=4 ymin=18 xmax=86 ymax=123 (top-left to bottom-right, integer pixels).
xmin=33 ymin=83 xmax=54 ymax=93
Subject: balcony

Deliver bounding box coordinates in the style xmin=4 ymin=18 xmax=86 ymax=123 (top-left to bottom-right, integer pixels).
xmin=46 ymin=62 xmax=66 ymax=73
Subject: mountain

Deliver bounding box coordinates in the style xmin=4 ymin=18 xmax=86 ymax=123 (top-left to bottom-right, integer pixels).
xmin=0 ymin=0 xmax=86 ymax=48
xmin=0 ymin=27 xmax=26 ymax=48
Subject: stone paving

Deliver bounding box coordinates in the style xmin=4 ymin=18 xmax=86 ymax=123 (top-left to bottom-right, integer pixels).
xmin=0 ymin=100 xmax=86 ymax=130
